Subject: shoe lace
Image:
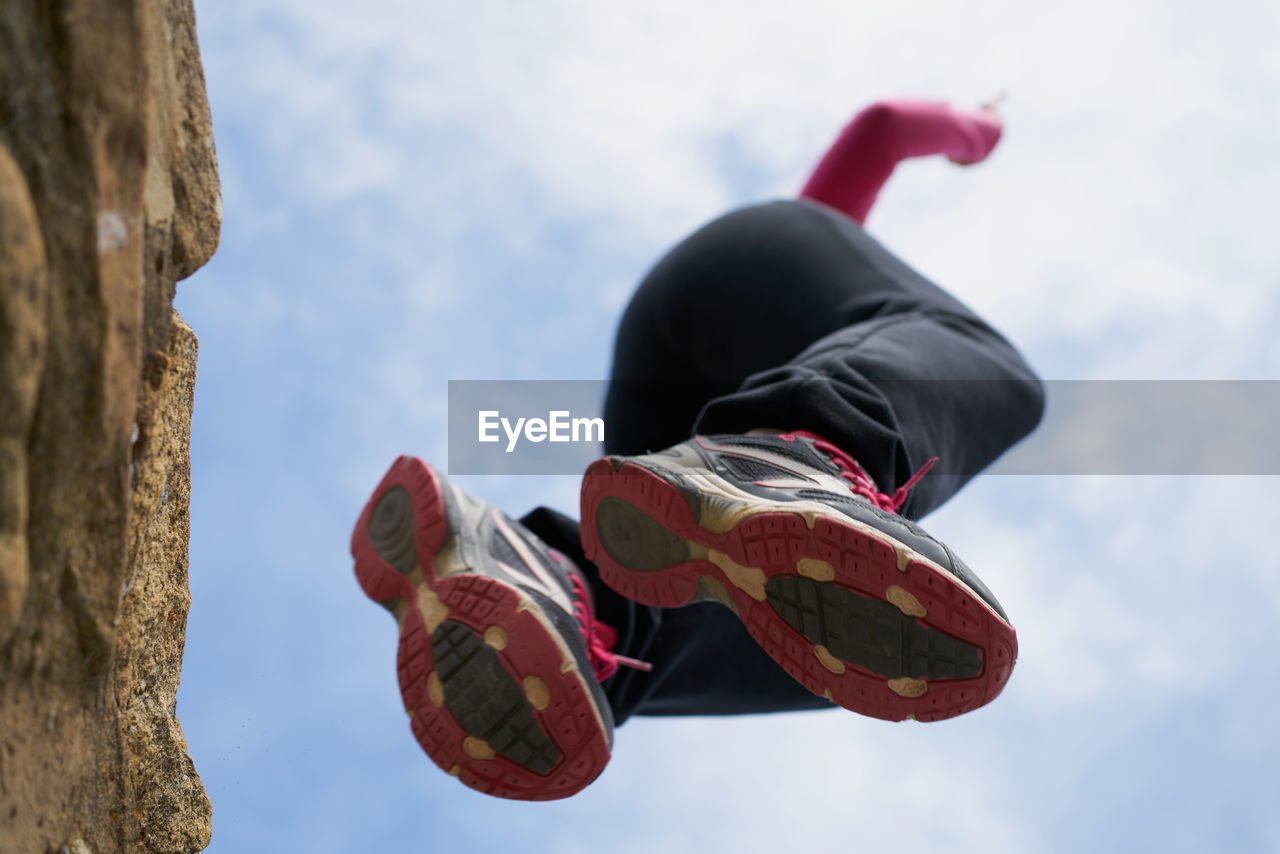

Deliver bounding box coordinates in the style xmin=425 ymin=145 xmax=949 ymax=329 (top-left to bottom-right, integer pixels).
xmin=778 ymin=430 xmax=937 ymax=514
xmin=564 ymin=560 xmax=653 ymax=682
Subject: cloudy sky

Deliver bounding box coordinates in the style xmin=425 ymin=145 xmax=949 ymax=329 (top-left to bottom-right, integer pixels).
xmin=177 ymin=1 xmax=1280 ymax=851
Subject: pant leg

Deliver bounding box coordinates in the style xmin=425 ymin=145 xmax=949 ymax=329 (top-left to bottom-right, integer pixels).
xmin=557 ymin=198 xmax=1043 ymax=723
xmin=689 ymin=200 xmax=1044 ymax=518
xmin=608 ymin=198 xmax=1043 ymax=516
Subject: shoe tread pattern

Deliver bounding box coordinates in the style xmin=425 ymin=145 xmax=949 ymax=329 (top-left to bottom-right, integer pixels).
xmin=581 ymin=457 xmax=1017 ymax=722
xmin=764 ymin=576 xmax=981 ymax=680
xmin=433 ymin=620 xmax=560 ymax=775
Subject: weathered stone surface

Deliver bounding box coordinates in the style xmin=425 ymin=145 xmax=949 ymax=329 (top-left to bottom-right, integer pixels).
xmin=0 ymin=1 xmax=218 ymax=851
xmin=115 ymin=313 xmax=210 ymax=852
xmin=152 ymin=0 xmax=222 ymax=282
xmin=142 ymin=0 xmax=222 ymax=360
xmin=0 ymin=144 xmax=46 ymax=649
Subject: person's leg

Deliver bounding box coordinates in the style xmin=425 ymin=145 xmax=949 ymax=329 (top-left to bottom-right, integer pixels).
xmin=568 ymin=97 xmax=1039 ymax=724
xmin=606 ymin=198 xmax=1042 ymax=517
xmin=593 ymin=199 xmax=927 ymax=722
xmin=586 ymin=200 xmax=1043 ymax=722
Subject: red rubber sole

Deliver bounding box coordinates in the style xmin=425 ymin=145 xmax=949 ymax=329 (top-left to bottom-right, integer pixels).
xmin=580 ymin=458 xmax=1017 ymax=722
xmin=350 ymin=456 xmax=610 ymax=800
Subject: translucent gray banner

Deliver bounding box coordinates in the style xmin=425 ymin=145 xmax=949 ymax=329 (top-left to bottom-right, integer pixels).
xmin=992 ymin=380 xmax=1280 ymax=475
xmin=447 ymin=380 xmax=1280 ymax=475
xmin=448 ymin=381 xmax=608 ymax=475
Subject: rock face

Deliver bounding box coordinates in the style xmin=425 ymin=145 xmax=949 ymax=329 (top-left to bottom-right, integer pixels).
xmin=0 ymin=1 xmax=219 ymax=851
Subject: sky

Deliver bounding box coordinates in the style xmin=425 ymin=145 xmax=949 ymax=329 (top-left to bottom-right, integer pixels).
xmin=176 ymin=1 xmax=1280 ymax=852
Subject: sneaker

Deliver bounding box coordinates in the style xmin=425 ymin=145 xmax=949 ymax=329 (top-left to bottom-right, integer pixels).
xmin=580 ymin=432 xmax=1017 ymax=722
xmin=350 ymin=456 xmax=619 ymax=800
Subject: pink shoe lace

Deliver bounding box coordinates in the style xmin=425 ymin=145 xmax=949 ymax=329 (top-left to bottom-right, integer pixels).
xmin=778 ymin=430 xmax=937 ymax=514
xmin=562 ymin=558 xmax=653 ymax=681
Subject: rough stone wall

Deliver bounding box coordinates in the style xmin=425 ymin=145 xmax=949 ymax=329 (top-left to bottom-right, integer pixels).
xmin=0 ymin=1 xmax=219 ymax=851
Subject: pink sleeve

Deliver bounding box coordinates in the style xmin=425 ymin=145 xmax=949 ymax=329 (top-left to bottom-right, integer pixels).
xmin=799 ymin=99 xmax=1003 ymax=225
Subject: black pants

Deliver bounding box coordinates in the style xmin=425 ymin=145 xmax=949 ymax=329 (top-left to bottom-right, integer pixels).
xmin=522 ymin=199 xmax=1044 ymax=725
